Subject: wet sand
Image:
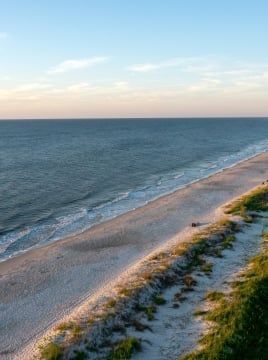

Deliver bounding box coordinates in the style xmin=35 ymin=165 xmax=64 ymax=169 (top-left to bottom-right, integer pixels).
xmin=1 ymin=151 xmax=268 ymax=359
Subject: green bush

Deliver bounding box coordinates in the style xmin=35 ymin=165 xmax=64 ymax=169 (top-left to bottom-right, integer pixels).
xmin=107 ymin=337 xmax=141 ymax=360
xmin=40 ymin=342 xmax=62 ymax=360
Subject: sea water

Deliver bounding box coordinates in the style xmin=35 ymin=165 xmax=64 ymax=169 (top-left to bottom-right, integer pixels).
xmin=1 ymin=117 xmax=268 ymax=260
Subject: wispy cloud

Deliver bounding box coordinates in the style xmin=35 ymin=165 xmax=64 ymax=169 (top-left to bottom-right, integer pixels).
xmin=0 ymin=32 xmax=8 ymax=39
xmin=0 ymin=82 xmax=53 ymax=100
xmin=127 ymin=58 xmax=184 ymax=72
xmin=47 ymin=57 xmax=110 ymax=74
xmin=67 ymin=82 xmax=95 ymax=93
xmin=127 ymin=56 xmax=268 ymax=87
xmin=0 ymin=78 xmax=130 ymax=101
xmin=66 ymin=81 xmax=128 ymax=94
xmin=15 ymin=83 xmax=52 ymax=92
xmin=126 ymin=57 xmax=211 ymax=73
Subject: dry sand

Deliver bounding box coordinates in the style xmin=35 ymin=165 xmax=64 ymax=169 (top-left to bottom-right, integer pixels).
xmin=1 ymin=151 xmax=268 ymax=359
xmin=130 ymin=217 xmax=267 ymax=360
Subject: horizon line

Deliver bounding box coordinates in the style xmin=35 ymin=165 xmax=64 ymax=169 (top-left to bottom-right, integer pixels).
xmin=0 ymin=115 xmax=268 ymax=121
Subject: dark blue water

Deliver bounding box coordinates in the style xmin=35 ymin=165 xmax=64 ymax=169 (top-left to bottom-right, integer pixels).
xmin=1 ymin=118 xmax=268 ymax=260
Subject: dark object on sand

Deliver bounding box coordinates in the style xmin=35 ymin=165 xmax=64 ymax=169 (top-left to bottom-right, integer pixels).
xmin=191 ymin=222 xmax=197 ymax=227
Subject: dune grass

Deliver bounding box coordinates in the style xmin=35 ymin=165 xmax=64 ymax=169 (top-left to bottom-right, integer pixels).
xmin=204 ymin=290 xmax=224 ymax=302
xmin=39 ymin=185 xmax=268 ymax=360
xmin=107 ymin=337 xmax=141 ymax=360
xmin=182 ymin=185 xmax=268 ymax=360
xmin=182 ymin=244 xmax=268 ymax=360
xmin=226 ymin=184 xmax=268 ymax=216
xmin=40 ymin=342 xmax=62 ymax=360
xmin=38 ymin=220 xmax=242 ymax=359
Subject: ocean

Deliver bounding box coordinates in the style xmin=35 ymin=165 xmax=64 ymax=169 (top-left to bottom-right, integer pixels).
xmin=1 ymin=117 xmax=268 ymax=261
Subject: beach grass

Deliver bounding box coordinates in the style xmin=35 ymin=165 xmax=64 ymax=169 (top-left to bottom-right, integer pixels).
xmin=40 ymin=342 xmax=62 ymax=360
xmin=38 ymin=216 xmax=242 ymax=359
xmin=38 ymin=185 xmax=268 ymax=360
xmin=226 ymin=184 xmax=268 ymax=216
xmin=204 ymin=290 xmax=224 ymax=302
xmin=181 ymin=244 xmax=268 ymax=360
xmin=182 ymin=185 xmax=268 ymax=360
xmin=193 ymin=309 xmax=208 ymax=317
xmin=107 ymin=337 xmax=141 ymax=360
xmin=38 ymin=215 xmax=240 ymax=359
xmin=152 ymin=295 xmax=166 ymax=305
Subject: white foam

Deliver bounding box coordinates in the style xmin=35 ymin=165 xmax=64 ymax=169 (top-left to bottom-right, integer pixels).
xmin=1 ymin=139 xmax=268 ymax=262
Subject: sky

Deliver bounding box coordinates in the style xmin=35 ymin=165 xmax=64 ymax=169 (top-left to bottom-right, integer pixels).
xmin=0 ymin=0 xmax=268 ymax=119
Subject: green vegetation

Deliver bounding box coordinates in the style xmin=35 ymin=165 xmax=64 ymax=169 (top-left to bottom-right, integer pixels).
xmin=193 ymin=309 xmax=208 ymax=316
xmin=222 ymin=235 xmax=236 ymax=249
xmin=55 ymin=322 xmax=82 ymax=340
xmin=105 ymin=299 xmax=117 ymax=308
xmin=39 ymin=185 xmax=268 ymax=360
xmin=182 ymin=236 xmax=268 ymax=360
xmin=38 ymin=212 xmax=240 ymax=359
xmin=144 ymin=305 xmax=157 ymax=321
xmin=55 ymin=321 xmax=73 ymax=332
xmin=107 ymin=337 xmax=141 ymax=360
xmin=40 ymin=342 xmax=62 ymax=360
xmin=136 ymin=304 xmax=157 ymax=321
xmin=211 ymin=219 xmax=240 ymax=232
xmin=71 ymin=324 xmax=82 ymax=340
xmin=201 ymin=261 xmax=213 ymax=274
xmin=119 ymin=287 xmax=133 ymax=297
xmin=226 ymin=185 xmax=268 ymax=216
xmin=263 ymin=231 xmax=268 ymax=243
xmin=150 ymin=252 xmax=166 ymax=261
xmin=204 ymin=290 xmax=224 ymax=302
xmin=183 ymin=275 xmax=197 ymax=288
xmin=152 ymin=295 xmax=166 ymax=305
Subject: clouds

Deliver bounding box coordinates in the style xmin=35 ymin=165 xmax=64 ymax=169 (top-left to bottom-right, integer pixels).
xmin=1 ymin=54 xmax=268 ymax=119
xmin=47 ymin=57 xmax=110 ymax=74
xmin=126 ymin=57 xmax=212 ymax=73
xmin=127 ymin=59 xmax=182 ymax=72
xmin=2 ymin=56 xmax=268 ymax=101
xmin=126 ymin=56 xmax=268 ymax=95
xmin=126 ymin=55 xmax=268 ymax=81
xmin=0 ymin=80 xmax=129 ymax=101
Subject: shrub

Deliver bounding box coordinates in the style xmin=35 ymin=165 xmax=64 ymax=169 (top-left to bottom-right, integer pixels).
xmin=107 ymin=337 xmax=141 ymax=360
xmin=152 ymin=295 xmax=166 ymax=305
xmin=40 ymin=342 xmax=62 ymax=360
xmin=205 ymin=290 xmax=224 ymax=301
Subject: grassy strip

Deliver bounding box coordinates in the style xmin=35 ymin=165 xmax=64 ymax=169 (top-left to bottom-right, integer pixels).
xmin=225 ymin=184 xmax=268 ymax=216
xmin=181 ymin=239 xmax=268 ymax=360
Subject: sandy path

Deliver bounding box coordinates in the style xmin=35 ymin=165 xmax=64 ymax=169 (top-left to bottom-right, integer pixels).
xmin=1 ymin=152 xmax=268 ymax=359
xmin=131 ymin=217 xmax=266 ymax=360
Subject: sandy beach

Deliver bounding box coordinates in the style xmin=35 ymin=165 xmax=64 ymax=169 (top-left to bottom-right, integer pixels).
xmin=1 ymin=151 xmax=268 ymax=359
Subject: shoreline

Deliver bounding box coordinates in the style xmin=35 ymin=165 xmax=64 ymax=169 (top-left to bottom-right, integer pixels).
xmin=38 ymin=185 xmax=268 ymax=359
xmin=2 ymin=147 xmax=268 ymax=264
xmin=1 ymin=151 xmax=268 ymax=359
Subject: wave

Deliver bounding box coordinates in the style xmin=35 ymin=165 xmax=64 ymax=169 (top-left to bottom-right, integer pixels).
xmin=1 ymin=138 xmax=268 ymax=262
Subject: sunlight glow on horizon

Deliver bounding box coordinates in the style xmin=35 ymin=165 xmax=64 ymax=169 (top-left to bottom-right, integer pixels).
xmin=1 ymin=0 xmax=268 ymax=119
